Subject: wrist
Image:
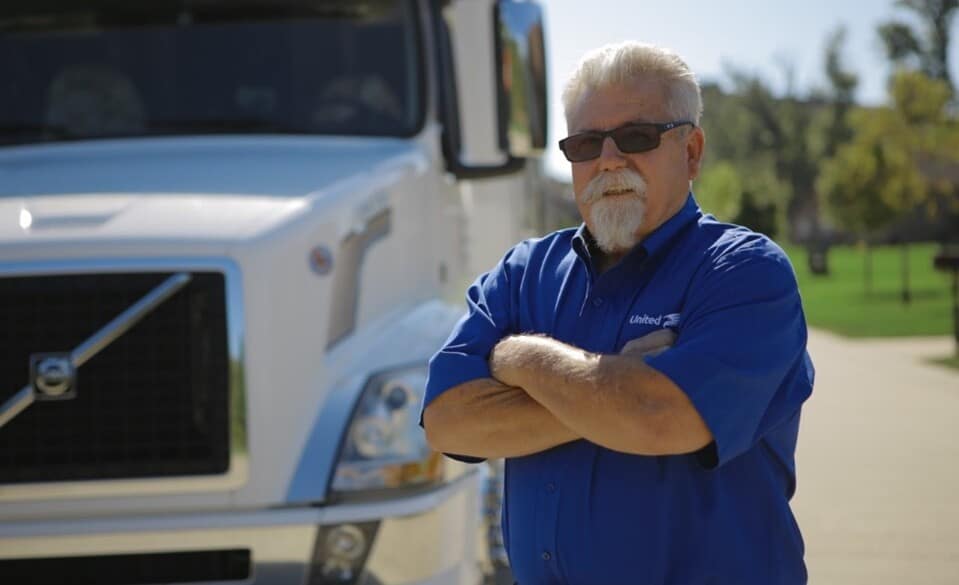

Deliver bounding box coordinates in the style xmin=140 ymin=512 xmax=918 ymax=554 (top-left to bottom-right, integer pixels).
xmin=490 ymin=334 xmax=596 ymax=390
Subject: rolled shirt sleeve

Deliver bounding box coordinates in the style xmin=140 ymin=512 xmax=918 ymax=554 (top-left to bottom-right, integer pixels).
xmin=418 ymin=243 xmax=524 ymax=461
xmin=645 ymin=244 xmax=814 ymax=469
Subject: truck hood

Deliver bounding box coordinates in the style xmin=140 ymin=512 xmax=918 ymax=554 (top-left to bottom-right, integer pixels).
xmin=0 ymin=136 xmax=426 ymax=245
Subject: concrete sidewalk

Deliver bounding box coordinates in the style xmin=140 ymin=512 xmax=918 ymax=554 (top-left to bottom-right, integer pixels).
xmin=792 ymin=330 xmax=959 ymax=584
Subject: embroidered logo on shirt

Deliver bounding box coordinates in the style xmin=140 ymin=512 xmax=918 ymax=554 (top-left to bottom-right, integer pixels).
xmin=629 ymin=313 xmax=680 ymax=328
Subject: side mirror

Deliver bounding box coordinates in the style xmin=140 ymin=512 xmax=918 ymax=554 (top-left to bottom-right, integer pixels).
xmin=440 ymin=0 xmax=547 ymax=177
xmin=496 ymin=0 xmax=548 ymax=157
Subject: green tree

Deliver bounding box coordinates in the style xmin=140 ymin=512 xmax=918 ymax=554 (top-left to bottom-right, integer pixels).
xmin=890 ymin=68 xmax=953 ymax=126
xmin=721 ymin=67 xmax=819 ymax=241
xmin=818 ymin=108 xmax=927 ymax=229
xmin=822 ymin=27 xmax=859 ymax=158
xmin=696 ymin=161 xmax=743 ymax=221
xmin=720 ymin=27 xmax=860 ymax=244
xmin=817 ymin=71 xmax=953 ymax=295
xmin=878 ymin=0 xmax=958 ymax=92
xmin=890 ymin=70 xmax=955 ymax=301
xmin=696 ymin=158 xmax=783 ymax=236
xmin=817 ymin=110 xmax=911 ymax=294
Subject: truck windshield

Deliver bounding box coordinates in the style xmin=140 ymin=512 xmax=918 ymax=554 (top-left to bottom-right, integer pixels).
xmin=0 ymin=0 xmax=423 ymax=146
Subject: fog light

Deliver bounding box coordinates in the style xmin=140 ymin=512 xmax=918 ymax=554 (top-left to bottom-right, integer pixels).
xmin=326 ymin=525 xmax=366 ymax=562
xmin=307 ymin=522 xmax=379 ymax=585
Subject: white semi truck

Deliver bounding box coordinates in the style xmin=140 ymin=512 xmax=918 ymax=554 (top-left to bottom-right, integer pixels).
xmin=0 ymin=1 xmax=548 ymax=583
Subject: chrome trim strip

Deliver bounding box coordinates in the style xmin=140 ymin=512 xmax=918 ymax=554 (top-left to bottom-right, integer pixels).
xmin=0 ymin=258 xmax=248 ymax=501
xmin=0 ymin=474 xmax=481 ymax=585
xmin=0 ymin=469 xmax=480 ymax=539
xmin=71 ymin=272 xmax=192 ymax=367
xmin=326 ymin=208 xmax=392 ymax=349
xmin=0 ymin=385 xmax=33 ymax=431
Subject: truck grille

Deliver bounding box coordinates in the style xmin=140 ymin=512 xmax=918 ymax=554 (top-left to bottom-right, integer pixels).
xmin=0 ymin=272 xmax=230 ymax=484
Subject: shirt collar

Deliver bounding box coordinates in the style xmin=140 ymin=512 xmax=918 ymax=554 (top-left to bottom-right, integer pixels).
xmin=640 ymin=192 xmax=702 ymax=259
xmin=572 ymin=193 xmax=702 ymax=269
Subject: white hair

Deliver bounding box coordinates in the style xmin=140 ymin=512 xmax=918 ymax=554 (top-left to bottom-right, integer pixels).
xmin=562 ymin=41 xmax=703 ymax=126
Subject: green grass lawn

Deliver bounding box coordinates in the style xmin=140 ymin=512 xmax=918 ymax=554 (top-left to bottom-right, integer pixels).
xmin=783 ymin=243 xmax=955 ymax=338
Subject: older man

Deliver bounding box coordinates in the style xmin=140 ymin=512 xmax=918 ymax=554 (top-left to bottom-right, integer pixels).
xmin=421 ymin=42 xmax=814 ymax=585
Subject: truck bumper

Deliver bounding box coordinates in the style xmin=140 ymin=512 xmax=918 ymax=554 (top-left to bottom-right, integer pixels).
xmin=0 ymin=473 xmax=484 ymax=585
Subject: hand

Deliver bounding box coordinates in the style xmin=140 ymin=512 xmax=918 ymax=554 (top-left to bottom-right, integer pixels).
xmin=620 ymin=329 xmax=676 ymax=359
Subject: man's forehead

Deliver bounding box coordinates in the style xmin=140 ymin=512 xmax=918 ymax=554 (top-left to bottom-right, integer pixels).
xmin=568 ymin=77 xmax=670 ymax=132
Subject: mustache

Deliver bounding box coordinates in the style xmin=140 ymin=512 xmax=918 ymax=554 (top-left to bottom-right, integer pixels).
xmin=581 ymin=170 xmax=647 ymax=205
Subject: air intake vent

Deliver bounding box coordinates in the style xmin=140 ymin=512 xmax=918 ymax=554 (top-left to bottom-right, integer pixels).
xmin=0 ymin=549 xmax=251 ymax=585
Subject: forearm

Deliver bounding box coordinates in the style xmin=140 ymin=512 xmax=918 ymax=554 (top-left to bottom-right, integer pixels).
xmin=491 ymin=336 xmax=711 ymax=455
xmin=422 ymin=378 xmax=580 ymax=459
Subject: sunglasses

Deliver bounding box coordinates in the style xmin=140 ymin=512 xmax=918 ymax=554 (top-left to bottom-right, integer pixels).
xmin=558 ymin=120 xmax=694 ymax=162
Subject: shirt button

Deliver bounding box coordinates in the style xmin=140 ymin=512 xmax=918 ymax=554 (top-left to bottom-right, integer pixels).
xmin=542 ymin=551 xmax=552 ymax=561
xmin=592 ymin=297 xmax=604 ymax=307
xmin=546 ymin=483 xmax=556 ymax=492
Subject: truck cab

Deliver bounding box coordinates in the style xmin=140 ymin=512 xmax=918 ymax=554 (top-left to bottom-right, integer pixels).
xmin=0 ymin=1 xmax=547 ymax=583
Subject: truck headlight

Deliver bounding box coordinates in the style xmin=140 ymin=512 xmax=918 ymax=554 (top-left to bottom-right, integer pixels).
xmin=331 ymin=365 xmax=444 ymax=496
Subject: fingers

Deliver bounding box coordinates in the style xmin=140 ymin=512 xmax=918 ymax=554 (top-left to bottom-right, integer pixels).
xmin=620 ymin=328 xmax=677 ymax=357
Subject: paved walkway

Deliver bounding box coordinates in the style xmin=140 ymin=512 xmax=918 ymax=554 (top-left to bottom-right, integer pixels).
xmin=792 ymin=330 xmax=959 ymax=584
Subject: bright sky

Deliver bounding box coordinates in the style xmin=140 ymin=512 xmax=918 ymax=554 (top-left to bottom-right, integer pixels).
xmin=542 ymin=0 xmax=959 ymax=179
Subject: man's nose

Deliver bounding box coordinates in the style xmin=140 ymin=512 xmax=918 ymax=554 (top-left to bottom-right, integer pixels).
xmin=597 ymin=136 xmax=627 ymax=171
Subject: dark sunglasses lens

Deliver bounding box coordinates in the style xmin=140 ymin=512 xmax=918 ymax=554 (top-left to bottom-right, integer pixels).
xmin=563 ymin=134 xmax=603 ymax=162
xmin=614 ymin=125 xmax=660 ymax=153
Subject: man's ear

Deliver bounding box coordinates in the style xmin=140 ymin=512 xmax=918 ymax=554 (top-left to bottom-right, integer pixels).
xmin=686 ymin=127 xmax=706 ymax=180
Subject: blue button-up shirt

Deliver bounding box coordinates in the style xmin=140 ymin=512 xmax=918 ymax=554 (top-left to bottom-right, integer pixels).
xmin=422 ymin=194 xmax=814 ymax=585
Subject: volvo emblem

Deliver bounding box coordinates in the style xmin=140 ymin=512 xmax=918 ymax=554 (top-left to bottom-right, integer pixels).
xmin=30 ymin=353 xmax=77 ymax=401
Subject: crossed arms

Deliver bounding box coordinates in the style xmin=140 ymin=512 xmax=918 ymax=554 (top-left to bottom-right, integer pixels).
xmin=422 ymin=330 xmax=714 ymax=459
